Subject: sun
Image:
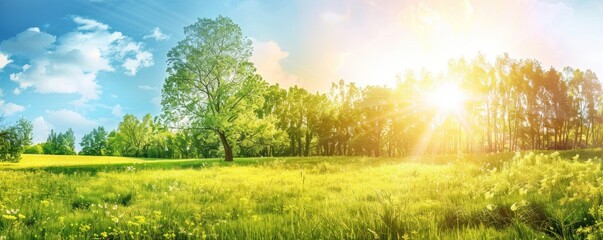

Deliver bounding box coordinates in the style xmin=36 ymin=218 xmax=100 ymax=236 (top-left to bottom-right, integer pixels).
xmin=425 ymin=83 xmax=467 ymax=114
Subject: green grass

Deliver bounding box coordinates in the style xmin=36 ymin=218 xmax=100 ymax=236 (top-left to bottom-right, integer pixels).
xmin=0 ymin=149 xmax=602 ymax=239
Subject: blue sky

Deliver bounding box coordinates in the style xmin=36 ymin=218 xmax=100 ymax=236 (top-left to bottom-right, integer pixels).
xmin=1 ymin=0 xmax=602 ymax=147
xmin=0 ymin=0 xmax=302 ymax=145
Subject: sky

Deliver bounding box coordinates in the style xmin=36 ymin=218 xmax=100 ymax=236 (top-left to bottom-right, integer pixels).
xmin=0 ymin=0 xmax=602 ymax=147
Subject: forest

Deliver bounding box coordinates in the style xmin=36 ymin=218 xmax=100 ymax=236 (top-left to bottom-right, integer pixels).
xmin=3 ymin=53 xmax=601 ymax=162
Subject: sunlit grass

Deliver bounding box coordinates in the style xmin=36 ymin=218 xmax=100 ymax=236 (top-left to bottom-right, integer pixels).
xmin=0 ymin=150 xmax=602 ymax=239
xmin=0 ymin=154 xmax=217 ymax=169
xmin=0 ymin=154 xmax=146 ymax=168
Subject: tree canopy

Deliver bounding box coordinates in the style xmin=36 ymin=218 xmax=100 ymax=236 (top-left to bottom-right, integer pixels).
xmin=162 ymin=16 xmax=264 ymax=161
xmin=0 ymin=117 xmax=33 ymax=162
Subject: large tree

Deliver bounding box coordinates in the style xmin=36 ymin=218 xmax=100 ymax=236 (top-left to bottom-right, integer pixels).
xmin=162 ymin=16 xmax=263 ymax=161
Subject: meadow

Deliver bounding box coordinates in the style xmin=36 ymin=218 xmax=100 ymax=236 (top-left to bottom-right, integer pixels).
xmin=0 ymin=150 xmax=602 ymax=239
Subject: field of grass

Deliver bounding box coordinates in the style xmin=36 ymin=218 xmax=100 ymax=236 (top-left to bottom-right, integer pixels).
xmin=0 ymin=150 xmax=602 ymax=239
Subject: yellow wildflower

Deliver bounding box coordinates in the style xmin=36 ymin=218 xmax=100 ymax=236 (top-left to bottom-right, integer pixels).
xmin=2 ymin=215 xmax=16 ymax=220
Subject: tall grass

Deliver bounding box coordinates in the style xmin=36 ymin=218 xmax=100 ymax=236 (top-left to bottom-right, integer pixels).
xmin=0 ymin=150 xmax=601 ymax=239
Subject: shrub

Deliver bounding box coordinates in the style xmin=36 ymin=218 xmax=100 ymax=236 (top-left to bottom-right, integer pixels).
xmin=24 ymin=144 xmax=44 ymax=154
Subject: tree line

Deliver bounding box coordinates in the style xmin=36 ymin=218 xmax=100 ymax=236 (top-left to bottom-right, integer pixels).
xmin=1 ymin=16 xmax=601 ymax=162
xmin=31 ymin=54 xmax=603 ymax=160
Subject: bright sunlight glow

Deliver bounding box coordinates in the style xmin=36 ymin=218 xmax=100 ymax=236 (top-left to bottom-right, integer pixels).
xmin=426 ymin=83 xmax=467 ymax=114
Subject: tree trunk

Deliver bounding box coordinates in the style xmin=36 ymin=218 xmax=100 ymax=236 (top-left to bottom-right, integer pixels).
xmin=304 ymin=129 xmax=311 ymax=157
xmin=218 ymin=131 xmax=233 ymax=162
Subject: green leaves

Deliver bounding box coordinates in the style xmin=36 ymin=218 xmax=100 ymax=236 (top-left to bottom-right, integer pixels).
xmin=111 ymin=114 xmax=153 ymax=157
xmin=162 ymin=16 xmax=264 ymax=161
xmin=80 ymin=126 xmax=108 ymax=156
xmin=42 ymin=128 xmax=76 ymax=155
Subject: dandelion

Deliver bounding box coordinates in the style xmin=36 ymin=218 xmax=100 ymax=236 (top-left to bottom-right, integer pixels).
xmin=101 ymin=232 xmax=108 ymax=238
xmin=1 ymin=215 xmax=16 ymax=220
xmin=127 ymin=221 xmax=139 ymax=227
xmin=79 ymin=224 xmax=91 ymax=232
xmin=134 ymin=216 xmax=146 ymax=224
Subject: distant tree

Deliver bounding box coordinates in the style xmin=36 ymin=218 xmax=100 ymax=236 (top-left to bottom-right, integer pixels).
xmin=162 ymin=16 xmax=264 ymax=161
xmin=237 ymin=113 xmax=287 ymax=157
xmin=60 ymin=129 xmax=76 ymax=155
xmin=0 ymin=128 xmax=20 ymax=162
xmin=0 ymin=117 xmax=33 ymax=162
xmin=106 ymin=130 xmax=122 ymax=156
xmin=43 ymin=128 xmax=76 ymax=155
xmin=145 ymin=117 xmax=176 ymax=158
xmin=329 ymin=80 xmax=361 ymax=156
xmin=115 ymin=114 xmax=139 ymax=157
xmin=111 ymin=114 xmax=153 ymax=157
xmin=15 ymin=117 xmax=33 ymax=147
xmin=24 ymin=144 xmax=44 ymax=154
xmin=43 ymin=130 xmax=58 ymax=154
xmin=355 ymin=86 xmax=392 ymax=157
xmin=80 ymin=126 xmax=108 ymax=155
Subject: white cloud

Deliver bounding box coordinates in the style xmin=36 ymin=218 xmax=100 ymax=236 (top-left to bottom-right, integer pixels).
xmin=0 ymin=52 xmax=11 ymax=69
xmin=73 ymin=16 xmax=109 ymax=31
xmin=0 ymin=16 xmax=154 ymax=104
xmin=143 ymin=27 xmax=169 ymax=41
xmin=32 ymin=116 xmax=53 ymax=143
xmin=45 ymin=109 xmax=96 ymax=130
xmin=138 ymin=85 xmax=156 ymax=91
xmin=0 ymin=102 xmax=25 ymax=116
xmin=251 ymin=39 xmax=300 ymax=88
xmin=111 ymin=104 xmax=123 ymax=117
xmin=0 ymin=88 xmax=25 ymax=116
xmin=0 ymin=27 xmax=56 ymax=58
xmin=123 ymin=51 xmax=153 ymax=75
